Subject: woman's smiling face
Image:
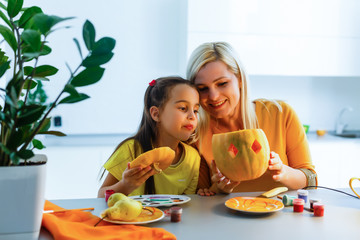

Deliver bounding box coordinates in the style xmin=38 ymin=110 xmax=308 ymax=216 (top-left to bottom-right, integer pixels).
xmin=194 ymin=61 xmax=241 ymax=119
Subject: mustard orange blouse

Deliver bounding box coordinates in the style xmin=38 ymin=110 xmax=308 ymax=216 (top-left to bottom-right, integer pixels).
xmin=198 ymin=100 xmax=317 ymax=192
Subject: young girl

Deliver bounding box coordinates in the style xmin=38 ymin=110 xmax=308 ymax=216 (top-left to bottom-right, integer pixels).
xmin=98 ymin=77 xmax=201 ymax=197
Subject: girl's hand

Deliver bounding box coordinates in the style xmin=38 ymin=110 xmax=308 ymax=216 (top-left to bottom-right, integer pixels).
xmin=120 ymin=163 xmax=156 ymax=194
xmin=210 ymin=160 xmax=240 ymax=194
xmin=268 ymin=151 xmax=286 ymax=182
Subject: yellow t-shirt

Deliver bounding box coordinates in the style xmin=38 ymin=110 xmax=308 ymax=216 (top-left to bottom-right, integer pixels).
xmin=104 ymin=139 xmax=200 ymax=196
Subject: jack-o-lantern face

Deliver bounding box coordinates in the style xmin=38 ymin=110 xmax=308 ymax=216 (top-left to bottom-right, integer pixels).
xmin=212 ymin=129 xmax=270 ymax=182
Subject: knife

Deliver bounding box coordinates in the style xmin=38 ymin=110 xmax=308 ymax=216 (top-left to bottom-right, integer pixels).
xmin=256 ymin=187 xmax=288 ymax=198
xmin=43 ymin=207 xmax=94 ymax=214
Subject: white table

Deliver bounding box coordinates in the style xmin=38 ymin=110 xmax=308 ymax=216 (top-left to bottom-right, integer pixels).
xmin=40 ymin=188 xmax=360 ymax=240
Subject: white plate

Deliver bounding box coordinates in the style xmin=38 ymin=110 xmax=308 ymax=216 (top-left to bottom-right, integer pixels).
xmin=101 ymin=206 xmax=164 ymax=225
xmin=129 ymin=194 xmax=191 ymax=207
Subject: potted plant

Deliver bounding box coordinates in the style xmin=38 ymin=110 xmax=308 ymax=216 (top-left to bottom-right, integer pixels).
xmin=0 ymin=0 xmax=115 ymax=239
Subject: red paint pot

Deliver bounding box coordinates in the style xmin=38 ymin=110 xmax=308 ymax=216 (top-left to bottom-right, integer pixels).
xmin=170 ymin=207 xmax=183 ymax=222
xmin=293 ymin=198 xmax=305 ymax=212
xmin=313 ymin=203 xmax=324 ymax=217
xmin=105 ymin=190 xmax=115 ymax=202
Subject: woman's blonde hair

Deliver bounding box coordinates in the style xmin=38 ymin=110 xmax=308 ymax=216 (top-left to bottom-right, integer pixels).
xmin=186 ymin=42 xmax=258 ymax=138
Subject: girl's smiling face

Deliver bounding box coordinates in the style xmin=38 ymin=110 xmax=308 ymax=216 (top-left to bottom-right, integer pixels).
xmin=156 ymin=84 xmax=199 ymax=142
xmin=194 ymin=61 xmax=241 ymax=120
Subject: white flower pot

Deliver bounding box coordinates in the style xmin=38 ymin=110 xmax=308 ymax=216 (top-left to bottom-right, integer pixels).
xmin=0 ymin=154 xmax=47 ymax=240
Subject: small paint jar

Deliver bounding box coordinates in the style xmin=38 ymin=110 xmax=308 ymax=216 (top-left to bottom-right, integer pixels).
xmin=313 ymin=203 xmax=324 ymax=217
xmin=309 ymin=199 xmax=321 ymax=210
xmin=282 ymin=194 xmax=296 ymax=206
xmin=297 ymin=189 xmax=309 ymax=203
xmin=170 ymin=207 xmax=183 ymax=222
xmin=293 ymin=198 xmax=305 ymax=212
xmin=105 ymin=190 xmax=115 ymax=202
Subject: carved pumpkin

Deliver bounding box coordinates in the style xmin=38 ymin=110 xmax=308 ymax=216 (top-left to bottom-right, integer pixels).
xmin=129 ymin=147 xmax=175 ymax=173
xmin=212 ymin=129 xmax=270 ymax=182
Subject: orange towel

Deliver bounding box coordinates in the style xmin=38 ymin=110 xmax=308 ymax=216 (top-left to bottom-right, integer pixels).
xmin=42 ymin=200 xmax=176 ymax=240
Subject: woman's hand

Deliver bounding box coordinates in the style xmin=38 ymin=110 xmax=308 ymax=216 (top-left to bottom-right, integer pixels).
xmin=268 ymin=151 xmax=286 ymax=182
xmin=120 ymin=163 xmax=156 ymax=194
xmin=211 ymin=160 xmax=240 ymax=194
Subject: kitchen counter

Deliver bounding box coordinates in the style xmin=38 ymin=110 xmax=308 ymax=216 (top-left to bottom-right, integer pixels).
xmin=306 ymin=131 xmax=360 ymax=142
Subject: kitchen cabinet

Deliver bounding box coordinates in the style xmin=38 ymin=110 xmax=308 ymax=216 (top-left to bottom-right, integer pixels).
xmin=308 ymin=134 xmax=360 ymax=188
xmin=41 ymin=145 xmax=112 ymax=199
xmin=187 ymin=0 xmax=360 ymax=76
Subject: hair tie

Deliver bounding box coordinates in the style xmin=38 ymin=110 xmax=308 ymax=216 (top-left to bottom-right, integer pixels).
xmin=149 ymin=79 xmax=156 ymax=86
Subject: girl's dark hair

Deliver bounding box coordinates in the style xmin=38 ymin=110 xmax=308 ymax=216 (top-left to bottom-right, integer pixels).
xmin=103 ymin=76 xmax=197 ymax=194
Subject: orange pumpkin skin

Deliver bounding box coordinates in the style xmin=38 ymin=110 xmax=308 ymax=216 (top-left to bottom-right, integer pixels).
xmin=129 ymin=147 xmax=175 ymax=173
xmin=212 ymin=129 xmax=270 ymax=182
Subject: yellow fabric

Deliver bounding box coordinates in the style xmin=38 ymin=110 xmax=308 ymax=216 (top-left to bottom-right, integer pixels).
xmin=42 ymin=200 xmax=176 ymax=240
xmin=104 ymin=139 xmax=200 ymax=196
xmin=198 ymin=100 xmax=317 ymax=192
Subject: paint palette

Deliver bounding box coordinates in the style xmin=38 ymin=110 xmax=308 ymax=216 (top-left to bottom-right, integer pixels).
xmin=129 ymin=194 xmax=191 ymax=207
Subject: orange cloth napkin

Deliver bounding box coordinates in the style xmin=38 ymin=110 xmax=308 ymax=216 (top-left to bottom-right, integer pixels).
xmin=42 ymin=200 xmax=176 ymax=240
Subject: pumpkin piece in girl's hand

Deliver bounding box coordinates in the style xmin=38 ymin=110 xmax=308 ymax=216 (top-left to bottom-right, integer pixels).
xmin=129 ymin=147 xmax=175 ymax=173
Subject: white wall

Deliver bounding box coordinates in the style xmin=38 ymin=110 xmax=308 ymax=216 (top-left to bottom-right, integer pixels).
xmin=250 ymin=76 xmax=360 ymax=131
xmin=187 ymin=0 xmax=360 ymax=76
xmin=26 ymin=0 xmax=188 ymax=135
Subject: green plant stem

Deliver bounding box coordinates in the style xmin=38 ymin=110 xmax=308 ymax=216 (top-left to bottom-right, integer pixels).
xmin=23 ymin=56 xmax=39 ymax=105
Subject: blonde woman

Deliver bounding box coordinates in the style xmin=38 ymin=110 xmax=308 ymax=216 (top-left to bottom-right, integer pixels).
xmin=186 ymin=42 xmax=317 ymax=196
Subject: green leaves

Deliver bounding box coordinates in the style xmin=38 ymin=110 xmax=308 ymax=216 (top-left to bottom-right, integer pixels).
xmin=0 ymin=25 xmax=17 ymax=52
xmin=59 ymin=93 xmax=89 ymax=104
xmin=82 ymin=52 xmax=114 ymax=67
xmin=82 ymin=21 xmax=115 ymax=67
xmin=7 ymin=0 xmax=23 ymax=18
xmin=0 ymin=48 xmax=10 ymax=78
xmin=32 ymin=139 xmax=45 ymax=150
xmin=18 ymin=6 xmax=42 ymax=28
xmin=59 ymin=84 xmax=89 ymax=104
xmin=17 ymin=104 xmax=46 ymax=126
xmin=32 ymin=13 xmax=74 ymax=36
xmin=21 ymin=29 xmax=41 ymax=52
xmin=0 ymin=8 xmax=13 ymax=29
xmin=24 ymin=65 xmax=58 ymax=80
xmin=83 ymin=20 xmax=95 ymax=50
xmin=71 ymin=66 xmax=105 ymax=87
xmin=92 ymin=37 xmax=116 ymax=55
